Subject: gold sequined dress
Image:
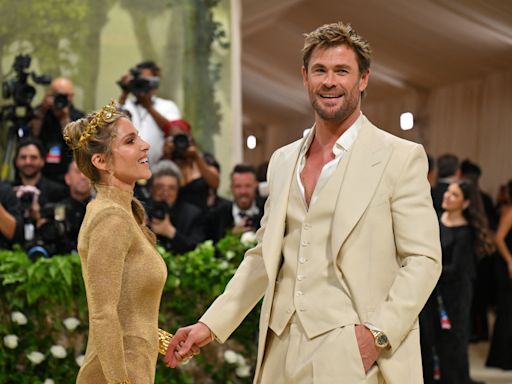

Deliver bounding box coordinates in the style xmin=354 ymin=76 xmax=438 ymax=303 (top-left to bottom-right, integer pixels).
xmin=76 ymin=185 xmax=167 ymax=384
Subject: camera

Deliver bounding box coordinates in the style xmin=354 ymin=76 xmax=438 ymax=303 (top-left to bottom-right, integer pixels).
xmin=147 ymin=201 xmax=168 ymax=220
xmin=239 ymin=212 xmax=260 ymax=229
xmin=172 ymin=134 xmax=190 ymax=159
xmin=2 ymin=54 xmax=51 ymax=107
xmin=19 ymin=191 xmax=34 ymax=211
xmin=117 ymin=67 xmax=160 ymax=94
xmin=25 ymin=203 xmax=72 ymax=260
xmin=1 ymin=54 xmax=51 ymax=143
xmin=53 ymin=92 xmax=69 ymax=110
xmin=15 ymin=185 xmax=39 ymax=212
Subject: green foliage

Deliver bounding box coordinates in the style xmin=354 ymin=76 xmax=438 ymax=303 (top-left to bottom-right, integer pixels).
xmin=179 ymin=0 xmax=228 ymax=153
xmin=0 ymin=233 xmax=259 ymax=383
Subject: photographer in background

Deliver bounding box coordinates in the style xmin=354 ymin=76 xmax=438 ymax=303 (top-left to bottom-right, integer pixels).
xmin=11 ymin=139 xmax=68 ymax=256
xmin=47 ymin=161 xmax=92 ymax=254
xmin=147 ymin=160 xmax=206 ymax=254
xmin=0 ymin=181 xmax=23 ymax=249
xmin=118 ymin=61 xmax=181 ymax=165
xmin=206 ymin=164 xmax=263 ymax=243
xmin=162 ymin=119 xmax=220 ymax=212
xmin=29 ymin=77 xmax=84 ymax=184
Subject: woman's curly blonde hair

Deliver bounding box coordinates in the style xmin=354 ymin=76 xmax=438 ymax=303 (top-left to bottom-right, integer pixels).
xmin=63 ymin=100 xmax=128 ymax=184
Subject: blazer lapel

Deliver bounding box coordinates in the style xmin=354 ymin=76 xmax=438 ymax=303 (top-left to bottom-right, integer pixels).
xmin=261 ymin=140 xmax=303 ymax=282
xmin=330 ymin=119 xmax=393 ymax=259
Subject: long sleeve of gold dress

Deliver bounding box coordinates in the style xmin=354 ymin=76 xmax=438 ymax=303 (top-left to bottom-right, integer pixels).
xmin=76 ymin=185 xmax=167 ymax=384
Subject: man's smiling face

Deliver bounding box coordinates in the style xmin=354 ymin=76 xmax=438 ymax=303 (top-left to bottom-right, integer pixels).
xmin=301 ymin=44 xmax=369 ymax=123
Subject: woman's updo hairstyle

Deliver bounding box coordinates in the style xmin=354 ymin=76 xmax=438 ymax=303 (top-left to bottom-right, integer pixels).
xmin=63 ymin=100 xmax=128 ymax=184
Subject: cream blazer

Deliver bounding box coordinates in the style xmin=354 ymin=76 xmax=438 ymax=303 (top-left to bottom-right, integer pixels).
xmin=201 ymin=116 xmax=441 ymax=383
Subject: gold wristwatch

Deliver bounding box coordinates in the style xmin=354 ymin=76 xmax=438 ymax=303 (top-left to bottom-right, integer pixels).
xmin=364 ymin=323 xmax=389 ymax=349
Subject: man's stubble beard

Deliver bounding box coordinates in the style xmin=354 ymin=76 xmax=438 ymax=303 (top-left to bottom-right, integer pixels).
xmin=311 ymin=90 xmax=361 ymax=123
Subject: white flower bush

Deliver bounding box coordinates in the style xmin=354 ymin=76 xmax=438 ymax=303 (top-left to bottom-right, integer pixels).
xmin=224 ymin=349 xmax=251 ymax=377
xmin=240 ymin=231 xmax=257 ymax=246
xmin=3 ymin=334 xmax=18 ymax=349
xmin=11 ymin=311 xmax=28 ymax=325
xmin=225 ymin=250 xmax=236 ymax=260
xmin=75 ymin=354 xmax=85 ymax=367
xmin=236 ymin=353 xmax=246 ymax=366
xmin=27 ymin=351 xmax=45 ymax=365
xmin=43 ymin=379 xmax=55 ymax=384
xmin=218 ymin=260 xmax=230 ymax=270
xmin=223 ymin=349 xmax=238 ymax=364
xmin=63 ymin=317 xmax=80 ymax=331
xmin=235 ymin=364 xmax=251 ymax=378
xmin=50 ymin=345 xmax=67 ymax=359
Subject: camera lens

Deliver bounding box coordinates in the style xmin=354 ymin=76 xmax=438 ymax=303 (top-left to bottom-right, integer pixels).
xmin=27 ymin=245 xmax=49 ymax=260
xmin=148 ymin=201 xmax=168 ymax=220
xmin=20 ymin=191 xmax=34 ymax=210
xmin=173 ymin=134 xmax=189 ymax=152
xmin=53 ymin=93 xmax=69 ymax=109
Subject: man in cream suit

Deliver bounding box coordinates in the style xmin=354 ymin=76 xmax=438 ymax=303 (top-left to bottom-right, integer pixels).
xmin=166 ymin=21 xmax=441 ymax=384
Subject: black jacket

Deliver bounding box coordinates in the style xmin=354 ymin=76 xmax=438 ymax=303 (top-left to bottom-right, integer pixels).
xmin=154 ymin=200 xmax=206 ymax=254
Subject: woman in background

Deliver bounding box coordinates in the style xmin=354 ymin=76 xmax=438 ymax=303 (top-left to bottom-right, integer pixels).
xmin=487 ymin=179 xmax=512 ymax=370
xmin=64 ymin=101 xmax=182 ymax=383
xmin=436 ymin=180 xmax=494 ymax=383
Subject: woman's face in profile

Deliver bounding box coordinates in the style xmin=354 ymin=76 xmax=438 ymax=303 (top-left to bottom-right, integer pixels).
xmin=109 ymin=118 xmax=152 ymax=188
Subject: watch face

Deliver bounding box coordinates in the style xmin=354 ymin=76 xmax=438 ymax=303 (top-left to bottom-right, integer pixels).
xmin=376 ymin=334 xmax=388 ymax=347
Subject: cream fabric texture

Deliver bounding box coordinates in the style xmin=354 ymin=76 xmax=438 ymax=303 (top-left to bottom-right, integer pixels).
xmin=200 ymin=116 xmax=441 ymax=384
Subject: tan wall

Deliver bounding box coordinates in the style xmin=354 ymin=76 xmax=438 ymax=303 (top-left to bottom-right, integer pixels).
xmin=364 ymin=68 xmax=512 ymax=198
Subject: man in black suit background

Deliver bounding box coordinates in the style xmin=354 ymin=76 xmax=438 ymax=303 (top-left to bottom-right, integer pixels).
xmin=147 ymin=160 xmax=206 ymax=254
xmin=206 ymin=164 xmax=264 ymax=243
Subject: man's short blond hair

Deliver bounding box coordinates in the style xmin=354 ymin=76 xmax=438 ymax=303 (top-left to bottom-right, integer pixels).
xmin=302 ymin=22 xmax=372 ymax=75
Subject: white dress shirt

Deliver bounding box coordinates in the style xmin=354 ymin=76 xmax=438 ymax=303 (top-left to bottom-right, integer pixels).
xmin=297 ymin=113 xmax=363 ymax=207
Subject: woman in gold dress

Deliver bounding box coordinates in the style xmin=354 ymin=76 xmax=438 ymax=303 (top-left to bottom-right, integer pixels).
xmin=63 ymin=101 xmax=176 ymax=384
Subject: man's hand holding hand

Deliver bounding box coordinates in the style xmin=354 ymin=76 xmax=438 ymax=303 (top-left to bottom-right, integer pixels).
xmin=164 ymin=322 xmax=214 ymax=368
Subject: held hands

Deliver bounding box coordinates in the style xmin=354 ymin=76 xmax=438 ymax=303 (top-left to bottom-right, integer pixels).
xmin=354 ymin=324 xmax=381 ymax=373
xmin=164 ymin=322 xmax=214 ymax=368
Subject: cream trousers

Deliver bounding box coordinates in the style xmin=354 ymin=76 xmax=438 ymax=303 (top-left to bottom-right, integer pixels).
xmin=259 ymin=315 xmax=385 ymax=384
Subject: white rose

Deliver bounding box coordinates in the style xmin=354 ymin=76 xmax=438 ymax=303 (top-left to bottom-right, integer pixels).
xmin=223 ymin=349 xmax=238 ymax=364
xmin=75 ymin=354 xmax=85 ymax=367
xmin=11 ymin=311 xmax=28 ymax=325
xmin=236 ymin=353 xmax=246 ymax=367
xmin=225 ymin=250 xmax=236 ymax=260
xmin=63 ymin=317 xmax=80 ymax=331
xmin=218 ymin=260 xmax=229 ymax=270
xmin=235 ymin=364 xmax=251 ymax=378
xmin=50 ymin=345 xmax=67 ymax=359
xmin=43 ymin=379 xmax=55 ymax=384
xmin=240 ymin=231 xmax=257 ymax=246
xmin=27 ymin=351 xmax=45 ymax=365
xmin=3 ymin=334 xmax=18 ymax=349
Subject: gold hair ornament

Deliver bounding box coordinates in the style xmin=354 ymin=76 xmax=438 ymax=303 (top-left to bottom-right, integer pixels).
xmin=64 ymin=99 xmax=119 ymax=150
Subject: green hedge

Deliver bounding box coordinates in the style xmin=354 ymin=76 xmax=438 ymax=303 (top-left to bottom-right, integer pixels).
xmin=0 ymin=234 xmax=260 ymax=384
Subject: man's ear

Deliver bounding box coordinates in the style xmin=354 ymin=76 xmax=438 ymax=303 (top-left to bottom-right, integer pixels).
xmin=301 ymin=66 xmax=308 ymax=87
xmin=91 ymin=153 xmax=108 ymax=172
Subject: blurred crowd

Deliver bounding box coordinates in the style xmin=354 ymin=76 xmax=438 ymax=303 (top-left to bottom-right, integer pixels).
xmin=0 ymin=61 xmax=268 ymax=260
xmin=421 ymin=154 xmax=512 ymax=383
